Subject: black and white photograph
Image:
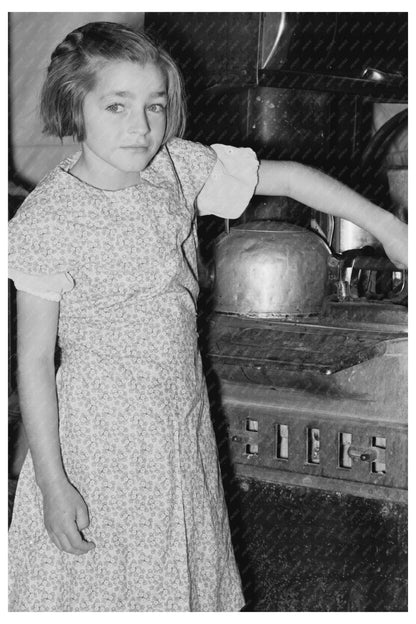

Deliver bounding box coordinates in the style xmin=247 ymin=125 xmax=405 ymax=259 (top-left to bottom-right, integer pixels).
xmin=7 ymin=8 xmax=408 ymax=613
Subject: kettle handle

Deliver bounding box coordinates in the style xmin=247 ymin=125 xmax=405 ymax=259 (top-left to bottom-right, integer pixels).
xmin=310 ymin=210 xmax=335 ymax=247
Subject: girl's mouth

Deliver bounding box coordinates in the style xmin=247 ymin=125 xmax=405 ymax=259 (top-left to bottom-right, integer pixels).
xmin=122 ymin=145 xmax=148 ymax=150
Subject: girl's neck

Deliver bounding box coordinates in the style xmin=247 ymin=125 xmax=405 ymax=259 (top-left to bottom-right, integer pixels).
xmin=70 ymin=151 xmax=142 ymax=191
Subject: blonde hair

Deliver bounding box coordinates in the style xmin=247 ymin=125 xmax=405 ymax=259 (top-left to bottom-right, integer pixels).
xmin=40 ymin=21 xmax=186 ymax=143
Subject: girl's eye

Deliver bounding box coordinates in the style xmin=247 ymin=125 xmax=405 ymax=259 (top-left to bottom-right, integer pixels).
xmin=106 ymin=103 xmax=125 ymax=113
xmin=147 ymin=103 xmax=166 ymax=113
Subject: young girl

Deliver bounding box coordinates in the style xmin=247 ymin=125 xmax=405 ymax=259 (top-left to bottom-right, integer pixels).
xmin=8 ymin=21 xmax=407 ymax=612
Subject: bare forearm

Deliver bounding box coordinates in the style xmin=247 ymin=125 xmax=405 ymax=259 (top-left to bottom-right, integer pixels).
xmin=256 ymin=160 xmax=408 ymax=267
xmin=257 ymin=161 xmax=387 ymax=233
xmin=17 ymin=353 xmax=94 ymax=556
xmin=17 ymin=358 xmax=66 ymax=492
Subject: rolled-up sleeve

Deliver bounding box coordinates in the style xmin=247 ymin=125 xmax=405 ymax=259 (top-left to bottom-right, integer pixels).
xmin=8 ymin=189 xmax=75 ymax=302
xmin=196 ymin=144 xmax=259 ymax=219
xmin=8 ymin=267 xmax=74 ymax=302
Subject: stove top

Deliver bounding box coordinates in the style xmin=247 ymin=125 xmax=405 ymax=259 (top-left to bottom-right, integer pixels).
xmin=206 ymin=301 xmax=407 ymax=376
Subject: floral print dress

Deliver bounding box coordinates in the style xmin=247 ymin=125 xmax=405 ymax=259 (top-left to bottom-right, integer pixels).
xmin=8 ymin=138 xmax=258 ymax=612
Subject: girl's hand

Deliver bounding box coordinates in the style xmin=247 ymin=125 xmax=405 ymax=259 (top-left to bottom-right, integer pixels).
xmin=380 ymin=215 xmax=408 ymax=269
xmin=41 ymin=479 xmax=96 ymax=556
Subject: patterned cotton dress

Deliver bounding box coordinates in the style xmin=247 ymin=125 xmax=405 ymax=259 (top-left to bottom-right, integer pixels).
xmin=8 ymin=138 xmax=258 ymax=612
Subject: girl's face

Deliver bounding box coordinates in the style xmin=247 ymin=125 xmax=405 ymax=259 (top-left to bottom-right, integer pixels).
xmin=79 ymin=60 xmax=167 ymax=189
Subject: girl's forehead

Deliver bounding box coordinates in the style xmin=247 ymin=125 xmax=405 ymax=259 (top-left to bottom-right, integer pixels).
xmin=93 ymin=60 xmax=167 ymax=94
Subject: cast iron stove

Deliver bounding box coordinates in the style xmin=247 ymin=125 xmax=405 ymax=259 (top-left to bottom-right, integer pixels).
xmin=203 ymin=295 xmax=408 ymax=504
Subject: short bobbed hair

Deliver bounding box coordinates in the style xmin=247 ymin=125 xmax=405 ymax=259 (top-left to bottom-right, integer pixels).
xmin=40 ymin=21 xmax=186 ymax=143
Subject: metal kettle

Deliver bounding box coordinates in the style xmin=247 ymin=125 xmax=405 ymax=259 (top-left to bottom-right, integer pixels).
xmin=211 ymin=220 xmax=331 ymax=318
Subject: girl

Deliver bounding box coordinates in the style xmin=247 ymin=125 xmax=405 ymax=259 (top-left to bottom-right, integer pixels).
xmin=8 ymin=21 xmax=407 ymax=612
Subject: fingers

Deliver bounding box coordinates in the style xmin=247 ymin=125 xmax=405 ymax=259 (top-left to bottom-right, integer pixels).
xmin=59 ymin=525 xmax=95 ymax=555
xmin=67 ymin=521 xmax=95 ymax=554
xmin=47 ymin=507 xmax=95 ymax=555
xmin=42 ymin=484 xmax=96 ymax=555
xmin=49 ymin=522 xmax=95 ymax=555
xmin=75 ymin=503 xmax=90 ymax=531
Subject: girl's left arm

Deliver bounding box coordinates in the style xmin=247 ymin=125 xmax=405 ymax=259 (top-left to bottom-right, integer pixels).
xmin=255 ymin=160 xmax=408 ymax=269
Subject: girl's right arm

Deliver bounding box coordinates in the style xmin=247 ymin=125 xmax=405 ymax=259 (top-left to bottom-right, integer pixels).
xmin=16 ymin=290 xmax=95 ymax=556
xmin=256 ymin=160 xmax=408 ymax=269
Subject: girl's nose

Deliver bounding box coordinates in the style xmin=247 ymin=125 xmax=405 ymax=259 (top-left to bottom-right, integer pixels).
xmin=129 ymin=109 xmax=150 ymax=135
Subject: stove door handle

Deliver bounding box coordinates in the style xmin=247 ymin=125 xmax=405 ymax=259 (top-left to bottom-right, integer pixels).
xmin=347 ymin=446 xmax=378 ymax=463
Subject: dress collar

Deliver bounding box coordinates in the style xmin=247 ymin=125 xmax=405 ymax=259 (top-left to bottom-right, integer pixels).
xmin=56 ymin=145 xmax=176 ymax=194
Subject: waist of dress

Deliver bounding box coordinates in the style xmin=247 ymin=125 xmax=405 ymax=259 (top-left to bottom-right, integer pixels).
xmin=61 ymin=283 xmax=198 ymax=319
xmin=58 ymin=327 xmax=201 ymax=389
xmin=58 ymin=310 xmax=198 ymax=355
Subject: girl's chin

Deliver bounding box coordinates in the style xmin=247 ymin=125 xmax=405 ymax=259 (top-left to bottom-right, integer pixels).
xmin=118 ymin=152 xmax=155 ymax=172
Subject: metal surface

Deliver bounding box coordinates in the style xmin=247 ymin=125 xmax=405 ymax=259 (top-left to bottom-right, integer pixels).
xmin=333 ymin=220 xmax=379 ymax=254
xmin=245 ymin=86 xmax=332 ymax=159
xmin=259 ymin=69 xmax=408 ymax=101
xmin=146 ymin=13 xmax=261 ymax=89
xmin=242 ymin=195 xmax=312 ymax=227
xmin=213 ymin=221 xmax=331 ymax=318
xmin=329 ymin=250 xmax=408 ymax=303
xmin=322 ymin=299 xmax=408 ymax=329
xmin=259 ymin=12 xmax=288 ymax=70
xmin=208 ymin=314 xmax=406 ymax=375
xmin=217 ymin=378 xmax=407 ymax=503
xmin=226 ymin=477 xmax=407 ymax=611
xmin=204 ymin=307 xmax=407 ymax=503
xmin=147 ymin=13 xmax=407 ymax=102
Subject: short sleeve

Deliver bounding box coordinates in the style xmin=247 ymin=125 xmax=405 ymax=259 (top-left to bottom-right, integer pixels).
xmin=8 ymin=185 xmax=75 ymax=301
xmin=8 ymin=267 xmax=74 ymax=302
xmin=164 ymin=138 xmax=217 ymax=206
xmin=196 ymin=144 xmax=259 ymax=219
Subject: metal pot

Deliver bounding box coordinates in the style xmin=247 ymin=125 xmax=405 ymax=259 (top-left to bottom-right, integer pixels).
xmin=212 ymin=221 xmax=331 ymax=318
